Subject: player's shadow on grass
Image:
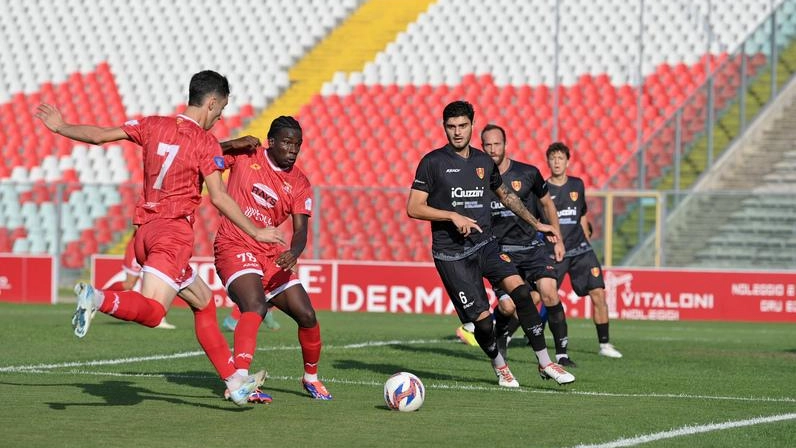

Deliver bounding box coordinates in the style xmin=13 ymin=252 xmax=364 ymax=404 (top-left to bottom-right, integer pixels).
xmin=0 ymin=378 xmax=249 ymax=411
xmin=332 ymin=359 xmax=482 ymax=385
xmin=389 ymin=342 xmax=487 ymax=362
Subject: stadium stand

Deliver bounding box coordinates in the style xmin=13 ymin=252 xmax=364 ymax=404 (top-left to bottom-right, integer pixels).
xmin=0 ymin=0 xmax=793 ymax=271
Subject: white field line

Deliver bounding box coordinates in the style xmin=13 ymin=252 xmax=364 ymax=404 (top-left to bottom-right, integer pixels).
xmin=570 ymin=413 xmax=796 ymax=448
xmin=1 ymin=338 xmax=794 ymax=404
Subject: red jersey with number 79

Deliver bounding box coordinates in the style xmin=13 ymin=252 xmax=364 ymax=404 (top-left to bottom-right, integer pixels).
xmin=120 ymin=114 xmax=225 ymax=225
xmin=215 ymin=148 xmax=312 ymax=254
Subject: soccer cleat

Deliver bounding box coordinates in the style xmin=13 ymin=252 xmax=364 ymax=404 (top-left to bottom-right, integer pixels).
xmin=263 ymin=311 xmax=281 ymax=330
xmin=222 ymin=315 xmax=238 ymax=332
xmin=72 ymin=282 xmax=98 ymax=338
xmin=155 ymin=318 xmax=176 ymax=330
xmin=455 ymin=325 xmax=478 ymax=347
xmin=224 ymin=387 xmax=272 ymax=404
xmin=599 ymin=343 xmax=623 ymax=358
xmin=302 ymin=379 xmax=333 ymax=400
xmin=228 ymin=370 xmax=267 ymax=406
xmin=557 ymin=356 xmax=577 ymax=368
xmin=494 ymin=364 xmax=520 ymax=388
xmin=538 ymin=362 xmax=575 ymax=385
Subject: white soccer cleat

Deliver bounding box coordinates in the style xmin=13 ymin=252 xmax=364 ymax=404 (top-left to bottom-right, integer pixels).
xmin=494 ymin=364 xmax=520 ymax=388
xmin=155 ymin=318 xmax=176 ymax=330
xmin=228 ymin=370 xmax=267 ymax=406
xmin=72 ymin=282 xmax=98 ymax=338
xmin=539 ymin=362 xmax=575 ymax=385
xmin=599 ymin=343 xmax=623 ymax=358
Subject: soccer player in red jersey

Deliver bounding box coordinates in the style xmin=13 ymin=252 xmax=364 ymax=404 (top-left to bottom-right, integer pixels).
xmin=35 ymin=70 xmax=283 ymax=405
xmin=105 ymin=231 xmax=176 ymax=329
xmin=214 ymin=116 xmax=332 ymax=400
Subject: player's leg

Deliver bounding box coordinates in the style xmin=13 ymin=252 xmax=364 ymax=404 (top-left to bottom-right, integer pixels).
xmin=270 ymin=284 xmax=332 ymax=400
xmin=180 ymin=275 xmax=267 ymax=405
xmin=536 ymin=276 xmax=574 ymax=366
xmin=435 ymin=253 xmax=517 ymax=387
xmin=571 ymin=253 xmax=622 ymax=358
xmin=498 ymin=273 xmax=575 ymax=385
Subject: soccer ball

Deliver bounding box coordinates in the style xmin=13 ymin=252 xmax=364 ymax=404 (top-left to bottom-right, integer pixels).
xmin=384 ymin=371 xmax=425 ymax=412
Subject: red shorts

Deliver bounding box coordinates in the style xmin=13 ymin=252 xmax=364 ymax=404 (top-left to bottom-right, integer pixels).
xmin=134 ymin=218 xmax=195 ymax=290
xmin=214 ymin=242 xmax=300 ymax=300
xmin=122 ymin=234 xmax=142 ymax=277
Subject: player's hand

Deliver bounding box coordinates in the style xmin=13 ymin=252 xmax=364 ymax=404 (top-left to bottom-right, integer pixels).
xmin=231 ymin=135 xmax=261 ymax=152
xmin=275 ymin=250 xmax=299 ymax=272
xmin=35 ymin=103 xmax=66 ymax=133
xmin=553 ymin=240 xmax=565 ymax=262
xmin=253 ymin=227 xmax=286 ymax=245
xmin=451 ymin=213 xmax=482 ymax=237
xmin=537 ymin=223 xmax=560 ymax=243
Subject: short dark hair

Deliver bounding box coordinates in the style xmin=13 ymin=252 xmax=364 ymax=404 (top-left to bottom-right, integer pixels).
xmin=188 ymin=70 xmax=230 ymax=106
xmin=442 ymin=100 xmax=474 ymax=123
xmin=481 ymin=123 xmax=506 ymax=143
xmin=546 ymin=141 xmax=571 ymax=159
xmin=267 ymin=115 xmax=302 ymax=139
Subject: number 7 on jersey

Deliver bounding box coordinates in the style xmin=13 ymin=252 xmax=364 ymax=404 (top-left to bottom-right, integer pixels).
xmin=153 ymin=143 xmax=180 ymax=190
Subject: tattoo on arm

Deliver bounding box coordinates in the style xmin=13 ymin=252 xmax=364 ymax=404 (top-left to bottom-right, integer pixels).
xmin=497 ymin=185 xmax=541 ymax=230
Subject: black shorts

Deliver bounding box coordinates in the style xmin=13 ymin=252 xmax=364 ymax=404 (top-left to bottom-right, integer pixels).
xmin=554 ymin=250 xmax=605 ymax=296
xmin=493 ymin=245 xmax=557 ymax=297
xmin=434 ymin=239 xmax=518 ymax=323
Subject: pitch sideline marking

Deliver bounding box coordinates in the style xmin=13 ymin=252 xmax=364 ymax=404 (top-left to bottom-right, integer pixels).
xmin=1 ymin=339 xmax=794 ymax=403
xmin=569 ymin=413 xmax=796 ymax=448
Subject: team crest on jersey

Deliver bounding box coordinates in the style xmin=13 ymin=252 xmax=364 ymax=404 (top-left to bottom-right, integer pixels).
xmin=282 ymin=181 xmax=292 ymax=193
xmin=500 ymin=253 xmax=512 ymax=263
xmin=250 ymin=163 xmax=261 ymax=170
xmin=570 ymin=192 xmax=579 ymax=201
xmin=591 ymin=267 xmax=600 ymax=277
xmin=476 ymin=167 xmax=485 ymax=179
xmin=251 ymin=183 xmax=278 ymax=208
xmin=511 ymin=180 xmax=521 ymax=191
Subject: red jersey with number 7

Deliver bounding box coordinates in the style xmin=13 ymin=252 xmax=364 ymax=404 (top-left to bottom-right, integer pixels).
xmin=215 ymin=148 xmax=312 ymax=254
xmin=121 ymin=114 xmax=225 ymax=225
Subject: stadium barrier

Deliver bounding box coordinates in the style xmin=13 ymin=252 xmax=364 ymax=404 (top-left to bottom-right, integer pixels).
xmin=84 ymin=255 xmax=796 ymax=323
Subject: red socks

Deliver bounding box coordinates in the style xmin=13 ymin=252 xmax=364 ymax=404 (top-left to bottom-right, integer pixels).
xmin=233 ymin=312 xmax=264 ymax=371
xmin=192 ymin=299 xmax=235 ymax=379
xmin=298 ymin=323 xmax=322 ymax=375
xmin=230 ymin=305 xmax=242 ymax=320
xmin=98 ymin=290 xmax=165 ymax=327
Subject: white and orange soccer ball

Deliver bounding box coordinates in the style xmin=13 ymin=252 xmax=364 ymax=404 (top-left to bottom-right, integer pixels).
xmin=383 ymin=371 xmax=425 ymax=412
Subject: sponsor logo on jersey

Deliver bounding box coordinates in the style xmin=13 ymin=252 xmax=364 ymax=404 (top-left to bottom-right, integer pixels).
xmin=251 ymin=183 xmax=279 ymax=208
xmin=244 ymin=206 xmax=273 ymax=226
xmin=591 ymin=267 xmax=601 ymax=277
xmin=213 ymin=156 xmax=225 ymax=169
xmin=558 ymin=206 xmax=577 ymax=217
xmin=250 ymin=163 xmax=261 ymax=170
xmin=445 ymin=168 xmax=461 ymax=173
xmin=476 ymin=167 xmax=485 ymax=179
xmin=500 ymin=253 xmax=512 ymax=263
xmin=570 ymin=191 xmax=579 ymax=201
xmin=450 ymin=187 xmax=484 ymax=198
xmin=511 ymin=180 xmax=521 ymax=191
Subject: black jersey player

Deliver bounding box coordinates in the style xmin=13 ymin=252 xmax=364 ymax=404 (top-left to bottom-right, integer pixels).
xmin=407 ymin=101 xmax=574 ymax=386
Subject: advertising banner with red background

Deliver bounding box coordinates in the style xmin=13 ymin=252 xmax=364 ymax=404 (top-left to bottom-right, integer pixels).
xmin=0 ymin=254 xmax=55 ymax=303
xmin=90 ymin=256 xmax=796 ymax=322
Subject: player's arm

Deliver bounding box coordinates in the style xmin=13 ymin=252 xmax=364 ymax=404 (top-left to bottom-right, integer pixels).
xmin=539 ymin=193 xmax=565 ymax=261
xmin=220 ymin=135 xmax=260 ymax=154
xmin=275 ymin=213 xmax=309 ymax=272
xmin=580 ymin=214 xmax=591 ymax=242
xmin=494 ymin=184 xmax=560 ymax=242
xmin=35 ymin=103 xmax=128 ymax=144
xmin=204 ymin=171 xmax=286 ymax=245
xmin=407 ymin=189 xmax=481 ymax=236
